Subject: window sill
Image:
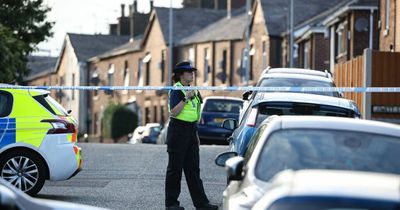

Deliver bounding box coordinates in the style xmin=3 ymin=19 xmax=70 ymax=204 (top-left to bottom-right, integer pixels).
xmin=336 ymin=52 xmax=347 ymax=60
xmin=383 ymin=29 xmax=389 ymax=36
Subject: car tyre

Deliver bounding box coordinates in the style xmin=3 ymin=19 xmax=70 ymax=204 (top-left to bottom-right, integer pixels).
xmin=0 ymin=149 xmax=46 ymax=196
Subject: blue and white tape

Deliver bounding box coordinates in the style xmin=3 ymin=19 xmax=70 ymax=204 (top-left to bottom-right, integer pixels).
xmin=1 ymin=85 xmax=400 ymax=92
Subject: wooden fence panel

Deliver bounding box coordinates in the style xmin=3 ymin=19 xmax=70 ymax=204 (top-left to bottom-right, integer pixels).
xmin=334 ymin=56 xmax=364 ymax=116
xmin=371 ymin=51 xmax=400 ymax=119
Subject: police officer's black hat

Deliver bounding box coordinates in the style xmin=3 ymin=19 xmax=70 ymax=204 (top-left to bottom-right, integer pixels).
xmin=173 ymin=61 xmax=197 ymax=74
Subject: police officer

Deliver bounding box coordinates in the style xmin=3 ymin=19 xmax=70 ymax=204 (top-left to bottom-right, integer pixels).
xmin=165 ymin=61 xmax=218 ymax=210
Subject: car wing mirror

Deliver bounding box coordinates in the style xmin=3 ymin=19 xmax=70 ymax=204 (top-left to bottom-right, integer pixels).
xmin=242 ymin=91 xmax=253 ymax=101
xmin=222 ymin=119 xmax=238 ymax=131
xmin=215 ymin=151 xmax=238 ymax=167
xmin=225 ymin=156 xmax=244 ymax=182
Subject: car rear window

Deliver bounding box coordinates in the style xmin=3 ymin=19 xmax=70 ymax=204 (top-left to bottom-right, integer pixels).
xmin=255 ymin=102 xmax=355 ymax=125
xmin=255 ymin=129 xmax=400 ymax=181
xmin=203 ymin=99 xmax=243 ymax=113
xmin=0 ymin=91 xmax=13 ymax=117
xmin=258 ymin=78 xmax=339 ymax=97
xmin=33 ymin=94 xmax=69 ymax=116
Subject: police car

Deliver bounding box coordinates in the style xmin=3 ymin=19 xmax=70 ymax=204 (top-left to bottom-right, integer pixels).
xmin=0 ymin=88 xmax=82 ymax=195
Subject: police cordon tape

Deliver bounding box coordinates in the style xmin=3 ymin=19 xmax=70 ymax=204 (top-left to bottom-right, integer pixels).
xmin=1 ymin=85 xmax=400 ymax=92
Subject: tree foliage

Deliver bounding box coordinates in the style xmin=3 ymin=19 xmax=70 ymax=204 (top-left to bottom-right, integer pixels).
xmin=102 ymin=103 xmax=138 ymax=142
xmin=0 ymin=0 xmax=53 ymax=83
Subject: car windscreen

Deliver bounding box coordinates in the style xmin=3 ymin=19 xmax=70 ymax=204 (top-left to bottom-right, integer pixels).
xmin=255 ymin=129 xmax=400 ymax=181
xmin=203 ymin=99 xmax=243 ymax=113
xmin=33 ymin=94 xmax=69 ymax=116
xmin=266 ymin=196 xmax=400 ymax=210
xmin=254 ymin=102 xmax=355 ymax=126
xmin=258 ymin=78 xmax=338 ymax=97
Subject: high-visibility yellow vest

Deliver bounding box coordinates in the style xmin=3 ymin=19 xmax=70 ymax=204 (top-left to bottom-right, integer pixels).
xmin=169 ymin=82 xmax=201 ymax=123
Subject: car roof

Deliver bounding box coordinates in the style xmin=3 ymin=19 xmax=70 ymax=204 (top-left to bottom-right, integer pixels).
xmin=263 ymin=68 xmax=331 ymax=78
xmin=252 ymin=92 xmax=355 ymax=110
xmin=267 ymin=170 xmax=400 ymax=202
xmin=203 ymin=96 xmax=243 ymax=102
xmin=259 ymin=73 xmax=334 ymax=83
xmin=267 ymin=116 xmax=400 ymax=137
xmin=145 ymin=123 xmax=161 ymax=127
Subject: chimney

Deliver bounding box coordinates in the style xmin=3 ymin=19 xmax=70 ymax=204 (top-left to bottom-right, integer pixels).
xmin=150 ymin=0 xmax=154 ymax=11
xmin=227 ymin=0 xmax=231 ymax=19
xmin=133 ymin=0 xmax=137 ymax=13
xmin=129 ymin=5 xmax=132 ymax=16
xmin=121 ymin=4 xmax=125 ymax=17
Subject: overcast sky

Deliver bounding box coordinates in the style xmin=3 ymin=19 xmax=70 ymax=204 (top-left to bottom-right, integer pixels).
xmin=36 ymin=0 xmax=183 ymax=56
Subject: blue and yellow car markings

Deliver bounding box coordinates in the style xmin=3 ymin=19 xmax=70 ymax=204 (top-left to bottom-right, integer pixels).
xmin=0 ymin=118 xmax=16 ymax=148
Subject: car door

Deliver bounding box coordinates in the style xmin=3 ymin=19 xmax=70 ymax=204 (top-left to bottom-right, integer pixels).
xmin=0 ymin=90 xmax=15 ymax=148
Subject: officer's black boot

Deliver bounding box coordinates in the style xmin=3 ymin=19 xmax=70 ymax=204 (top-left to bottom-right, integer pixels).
xmin=196 ymin=203 xmax=218 ymax=210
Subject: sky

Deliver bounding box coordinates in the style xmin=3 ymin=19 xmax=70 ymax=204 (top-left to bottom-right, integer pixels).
xmin=36 ymin=0 xmax=183 ymax=56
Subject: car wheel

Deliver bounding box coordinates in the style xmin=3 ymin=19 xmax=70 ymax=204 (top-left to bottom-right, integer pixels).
xmin=0 ymin=150 xmax=46 ymax=196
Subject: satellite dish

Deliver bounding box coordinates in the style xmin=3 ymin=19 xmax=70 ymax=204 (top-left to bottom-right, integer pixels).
xmin=355 ymin=18 xmax=369 ymax=32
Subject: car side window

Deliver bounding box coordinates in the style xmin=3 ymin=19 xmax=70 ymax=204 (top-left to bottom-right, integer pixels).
xmin=0 ymin=91 xmax=13 ymax=117
xmin=239 ymin=103 xmax=253 ymax=125
xmin=244 ymin=124 xmax=267 ymax=162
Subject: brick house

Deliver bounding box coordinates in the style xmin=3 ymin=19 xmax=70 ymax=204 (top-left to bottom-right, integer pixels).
xmin=135 ymin=7 xmax=226 ymax=125
xmin=87 ymin=39 xmax=143 ymax=141
xmin=247 ymin=0 xmax=345 ymax=85
xmin=26 ymin=56 xmax=58 ymax=98
xmin=379 ymin=0 xmax=400 ymax=51
xmin=178 ymin=8 xmax=247 ymax=95
xmin=53 ymin=33 xmax=129 ymax=136
xmin=322 ymin=0 xmax=379 ymax=72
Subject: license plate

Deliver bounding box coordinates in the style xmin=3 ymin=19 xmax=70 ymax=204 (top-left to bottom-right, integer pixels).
xmin=214 ymin=118 xmax=224 ymax=123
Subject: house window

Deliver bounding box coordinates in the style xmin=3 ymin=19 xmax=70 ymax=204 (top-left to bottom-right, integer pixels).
xmin=221 ymin=49 xmax=227 ymax=84
xmin=72 ymin=73 xmax=75 ymax=100
xmin=303 ymin=41 xmax=311 ymax=69
xmin=93 ymin=112 xmax=98 ymax=135
xmin=336 ymin=22 xmax=348 ymax=56
xmin=262 ymin=41 xmax=267 ymax=69
xmin=107 ymin=64 xmax=115 ymax=95
xmin=145 ymin=107 xmax=150 ymax=124
xmin=249 ymin=44 xmax=254 ymax=81
xmin=161 ymin=50 xmax=166 ymax=83
xmin=188 ymin=47 xmax=195 ymax=64
xmin=107 ymin=64 xmax=114 ymax=86
xmin=143 ymin=53 xmax=151 ymax=86
xmin=204 ymin=48 xmax=210 ymax=83
xmin=154 ymin=106 xmax=158 ymax=122
xmin=137 ymin=59 xmax=143 ymax=86
xmin=92 ymin=69 xmax=99 ymax=97
xmin=123 ymin=61 xmax=129 ymax=94
xmin=146 ymin=61 xmax=151 ymax=85
xmin=240 ymin=48 xmax=246 ymax=83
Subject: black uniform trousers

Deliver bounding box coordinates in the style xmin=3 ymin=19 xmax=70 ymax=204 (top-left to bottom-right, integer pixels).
xmin=165 ymin=118 xmax=209 ymax=207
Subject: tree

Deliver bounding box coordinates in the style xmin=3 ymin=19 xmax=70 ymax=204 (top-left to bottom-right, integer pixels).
xmin=102 ymin=103 xmax=138 ymax=143
xmin=0 ymin=0 xmax=53 ymax=83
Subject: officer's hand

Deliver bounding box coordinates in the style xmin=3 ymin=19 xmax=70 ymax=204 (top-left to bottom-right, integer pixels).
xmin=186 ymin=90 xmax=194 ymax=98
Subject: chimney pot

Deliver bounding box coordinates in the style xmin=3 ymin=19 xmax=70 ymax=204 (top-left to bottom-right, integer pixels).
xmin=121 ymin=4 xmax=125 ymax=17
xmin=133 ymin=0 xmax=137 ymax=13
xmin=150 ymin=0 xmax=154 ymax=10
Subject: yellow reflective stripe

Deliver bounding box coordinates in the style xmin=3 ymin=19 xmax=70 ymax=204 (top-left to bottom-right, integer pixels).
xmin=8 ymin=91 xmax=53 ymax=147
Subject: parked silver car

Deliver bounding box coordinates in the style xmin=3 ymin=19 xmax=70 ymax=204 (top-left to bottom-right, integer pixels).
xmin=216 ymin=116 xmax=400 ymax=210
xmin=252 ymin=169 xmax=400 ymax=210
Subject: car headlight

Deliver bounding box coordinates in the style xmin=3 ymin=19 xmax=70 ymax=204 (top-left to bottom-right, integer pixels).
xmin=228 ymin=185 xmax=265 ymax=210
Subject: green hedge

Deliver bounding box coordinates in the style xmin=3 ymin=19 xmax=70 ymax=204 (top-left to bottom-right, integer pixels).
xmin=102 ymin=103 xmax=138 ymax=142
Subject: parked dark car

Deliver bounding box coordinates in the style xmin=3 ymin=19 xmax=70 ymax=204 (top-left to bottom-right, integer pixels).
xmin=141 ymin=123 xmax=161 ymax=144
xmin=198 ymin=97 xmax=243 ymax=144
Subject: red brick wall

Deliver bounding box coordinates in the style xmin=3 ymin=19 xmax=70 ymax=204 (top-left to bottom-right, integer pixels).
xmin=312 ymin=33 xmax=330 ymax=70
